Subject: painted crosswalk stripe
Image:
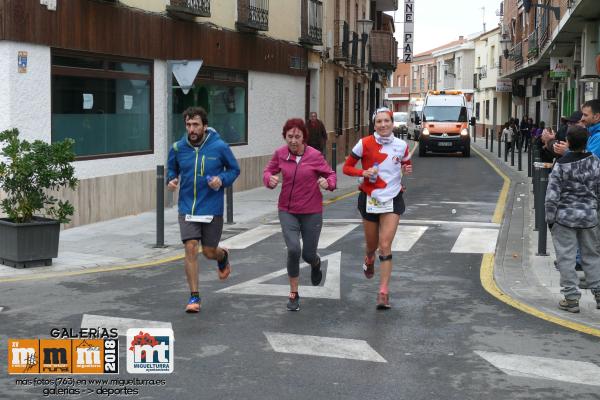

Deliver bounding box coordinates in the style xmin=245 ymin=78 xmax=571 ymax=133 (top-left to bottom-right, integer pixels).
xmin=81 ymin=314 xmax=172 ymax=336
xmin=217 ymin=252 xmax=341 ymax=299
xmin=219 ymin=224 xmax=281 ymax=249
xmin=265 ymin=332 xmax=387 ymax=363
xmin=391 ymin=225 xmax=428 ymax=251
xmin=475 ymin=351 xmax=600 ymax=386
xmin=451 ymin=228 xmax=499 ymax=254
xmin=317 ymin=224 xmax=359 ymax=248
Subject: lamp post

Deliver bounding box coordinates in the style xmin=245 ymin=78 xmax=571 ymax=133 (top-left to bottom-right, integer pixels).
xmin=499 ymin=32 xmax=512 ymax=60
xmin=356 ymin=19 xmax=374 ymax=133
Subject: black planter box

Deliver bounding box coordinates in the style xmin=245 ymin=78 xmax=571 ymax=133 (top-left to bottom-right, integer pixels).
xmin=0 ymin=217 xmax=60 ymax=268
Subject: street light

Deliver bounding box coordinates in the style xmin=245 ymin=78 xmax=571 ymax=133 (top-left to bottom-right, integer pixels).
xmin=356 ymin=19 xmax=373 ymax=38
xmin=499 ymin=32 xmax=512 ymax=59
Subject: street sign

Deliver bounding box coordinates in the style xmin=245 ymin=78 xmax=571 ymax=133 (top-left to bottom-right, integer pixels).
xmin=403 ymin=0 xmax=414 ymax=63
xmin=171 ymin=60 xmax=203 ymax=95
xmin=496 ymin=78 xmax=513 ymax=92
xmin=17 ymin=51 xmax=27 ymax=73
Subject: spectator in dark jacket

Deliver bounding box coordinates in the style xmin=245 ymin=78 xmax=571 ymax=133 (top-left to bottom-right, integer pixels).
xmin=306 ymin=112 xmax=328 ymax=154
xmin=545 ymin=125 xmax=600 ymax=313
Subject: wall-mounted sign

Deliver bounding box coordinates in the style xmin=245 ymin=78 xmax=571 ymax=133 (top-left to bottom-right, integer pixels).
xmin=496 ymin=78 xmax=513 ymax=92
xmin=550 ymin=57 xmax=572 ymax=79
xmin=17 ymin=51 xmax=27 ymax=73
xmin=403 ymin=0 xmax=414 ymax=63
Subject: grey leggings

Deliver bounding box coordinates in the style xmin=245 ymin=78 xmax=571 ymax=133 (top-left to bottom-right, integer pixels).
xmin=278 ymin=211 xmax=322 ymax=278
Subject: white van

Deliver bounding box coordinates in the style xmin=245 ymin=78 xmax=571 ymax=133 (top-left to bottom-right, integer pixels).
xmin=407 ymin=98 xmax=424 ymax=140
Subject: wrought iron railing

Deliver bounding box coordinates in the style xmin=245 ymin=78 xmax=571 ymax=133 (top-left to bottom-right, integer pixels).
xmin=510 ymin=42 xmax=523 ymax=69
xmin=300 ymin=0 xmax=322 ymax=45
xmin=167 ymin=0 xmax=211 ymax=17
xmin=334 ymin=20 xmax=349 ymax=61
xmin=237 ymin=0 xmax=269 ymax=31
xmin=527 ymin=30 xmax=538 ymax=59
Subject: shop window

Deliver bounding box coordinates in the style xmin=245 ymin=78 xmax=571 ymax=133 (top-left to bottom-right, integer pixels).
xmin=172 ymin=68 xmax=247 ymax=145
xmin=52 ymin=52 xmax=153 ymax=159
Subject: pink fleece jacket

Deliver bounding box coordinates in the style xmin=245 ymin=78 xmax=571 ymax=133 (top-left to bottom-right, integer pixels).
xmin=263 ymin=145 xmax=337 ymax=214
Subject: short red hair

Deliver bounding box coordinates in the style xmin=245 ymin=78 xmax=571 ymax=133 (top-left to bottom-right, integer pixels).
xmin=281 ymin=118 xmax=308 ymax=142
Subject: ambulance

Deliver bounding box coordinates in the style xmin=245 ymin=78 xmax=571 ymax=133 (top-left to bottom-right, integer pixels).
xmin=418 ymin=90 xmax=475 ymax=157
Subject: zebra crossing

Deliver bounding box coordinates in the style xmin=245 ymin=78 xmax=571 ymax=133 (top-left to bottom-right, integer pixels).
xmin=220 ymin=219 xmax=500 ymax=254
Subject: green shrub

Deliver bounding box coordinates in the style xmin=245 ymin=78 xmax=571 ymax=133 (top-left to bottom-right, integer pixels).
xmin=0 ymin=128 xmax=78 ymax=223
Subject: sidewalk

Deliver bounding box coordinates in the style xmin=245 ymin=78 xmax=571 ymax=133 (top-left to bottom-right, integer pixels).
xmin=0 ymin=162 xmax=361 ymax=280
xmin=471 ymin=137 xmax=600 ymax=332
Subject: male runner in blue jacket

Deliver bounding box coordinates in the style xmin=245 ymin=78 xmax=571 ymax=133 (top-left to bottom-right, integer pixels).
xmin=167 ymin=107 xmax=240 ymax=313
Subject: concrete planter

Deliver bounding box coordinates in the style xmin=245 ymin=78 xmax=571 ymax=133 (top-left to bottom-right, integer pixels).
xmin=0 ymin=217 xmax=60 ymax=268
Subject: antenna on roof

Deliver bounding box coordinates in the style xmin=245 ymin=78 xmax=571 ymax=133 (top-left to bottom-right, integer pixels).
xmin=481 ymin=6 xmax=486 ymax=32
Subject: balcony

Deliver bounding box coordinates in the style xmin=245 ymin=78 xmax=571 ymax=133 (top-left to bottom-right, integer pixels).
xmin=369 ymin=30 xmax=397 ymax=70
xmin=237 ymin=0 xmax=269 ymax=32
xmin=334 ymin=20 xmax=349 ymax=62
xmin=167 ymin=0 xmax=211 ymax=18
xmin=527 ymin=30 xmax=538 ymax=60
xmin=299 ymin=0 xmax=322 ymax=46
xmin=375 ymin=0 xmax=399 ymax=11
xmin=386 ymin=86 xmax=411 ymax=95
xmin=511 ymin=41 xmax=523 ymax=69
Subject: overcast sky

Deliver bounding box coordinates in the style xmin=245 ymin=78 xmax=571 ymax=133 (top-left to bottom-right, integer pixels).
xmin=387 ymin=0 xmax=504 ymax=54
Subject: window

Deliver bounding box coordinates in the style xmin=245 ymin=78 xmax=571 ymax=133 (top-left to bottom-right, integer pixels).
xmin=476 ymin=102 xmax=481 ymax=119
xmin=485 ymin=100 xmax=490 ymax=119
xmin=172 ymin=68 xmax=247 ymax=145
xmin=52 ymin=52 xmax=153 ymax=159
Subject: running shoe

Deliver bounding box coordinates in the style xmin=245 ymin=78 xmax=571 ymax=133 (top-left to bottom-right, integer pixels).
xmin=185 ymin=295 xmax=201 ymax=313
xmin=217 ymin=248 xmax=231 ymax=280
xmin=287 ymin=292 xmax=300 ymax=311
xmin=376 ymin=292 xmax=391 ymax=310
xmin=363 ymin=255 xmax=375 ymax=279
xmin=311 ymin=257 xmax=323 ymax=286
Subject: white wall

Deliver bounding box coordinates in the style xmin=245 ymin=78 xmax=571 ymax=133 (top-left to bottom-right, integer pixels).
xmin=0 ymin=42 xmax=169 ymax=180
xmin=234 ymin=71 xmax=305 ymax=159
xmin=0 ymin=42 xmax=51 ymax=142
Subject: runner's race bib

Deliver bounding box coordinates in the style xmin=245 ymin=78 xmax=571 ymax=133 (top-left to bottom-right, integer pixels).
xmin=185 ymin=215 xmax=214 ymax=223
xmin=366 ymin=195 xmax=393 ymax=214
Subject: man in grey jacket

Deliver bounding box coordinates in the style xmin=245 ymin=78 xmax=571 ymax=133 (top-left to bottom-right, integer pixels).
xmin=545 ymin=126 xmax=600 ymax=313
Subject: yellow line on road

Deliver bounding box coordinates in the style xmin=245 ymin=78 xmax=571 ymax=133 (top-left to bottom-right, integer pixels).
xmin=473 ymin=145 xmax=600 ymax=338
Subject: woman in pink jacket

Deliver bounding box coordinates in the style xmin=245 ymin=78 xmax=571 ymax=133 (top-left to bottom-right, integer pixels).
xmin=263 ymin=118 xmax=337 ymax=311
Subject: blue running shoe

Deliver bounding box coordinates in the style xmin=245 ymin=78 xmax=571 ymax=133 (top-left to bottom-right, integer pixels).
xmin=185 ymin=295 xmax=201 ymax=313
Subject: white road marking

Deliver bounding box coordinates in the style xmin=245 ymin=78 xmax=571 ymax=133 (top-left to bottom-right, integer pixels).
xmin=219 ymin=224 xmax=281 ymax=249
xmin=391 ymin=225 xmax=428 ymax=251
xmin=265 ymin=332 xmax=387 ymax=363
xmin=217 ymin=252 xmax=341 ymax=299
xmin=317 ymin=224 xmax=359 ymax=248
xmin=451 ymin=228 xmax=499 ymax=253
xmin=81 ymin=314 xmax=172 ymax=336
xmin=475 ymin=351 xmax=600 ymax=386
xmin=321 ymin=219 xmax=500 ymax=228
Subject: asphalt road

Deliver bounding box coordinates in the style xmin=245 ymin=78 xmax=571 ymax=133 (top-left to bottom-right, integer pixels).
xmin=1 ymin=150 xmax=599 ymax=400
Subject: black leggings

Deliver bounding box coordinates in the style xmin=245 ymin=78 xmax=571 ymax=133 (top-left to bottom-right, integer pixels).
xmin=279 ymin=211 xmax=322 ymax=278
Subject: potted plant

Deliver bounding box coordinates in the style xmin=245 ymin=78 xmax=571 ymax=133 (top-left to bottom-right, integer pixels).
xmin=0 ymin=128 xmax=77 ymax=268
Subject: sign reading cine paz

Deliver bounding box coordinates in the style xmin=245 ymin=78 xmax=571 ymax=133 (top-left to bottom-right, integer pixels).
xmin=403 ymin=0 xmax=414 ymax=63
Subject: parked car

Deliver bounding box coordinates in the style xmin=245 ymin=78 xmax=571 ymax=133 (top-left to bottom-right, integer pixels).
xmin=392 ymin=112 xmax=408 ymax=138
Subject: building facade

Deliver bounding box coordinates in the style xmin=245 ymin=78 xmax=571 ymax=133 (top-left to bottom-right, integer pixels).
xmin=0 ymin=0 xmax=398 ymax=227
xmin=499 ymin=0 xmax=600 ymax=128
xmin=473 ymin=27 xmax=511 ymax=139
